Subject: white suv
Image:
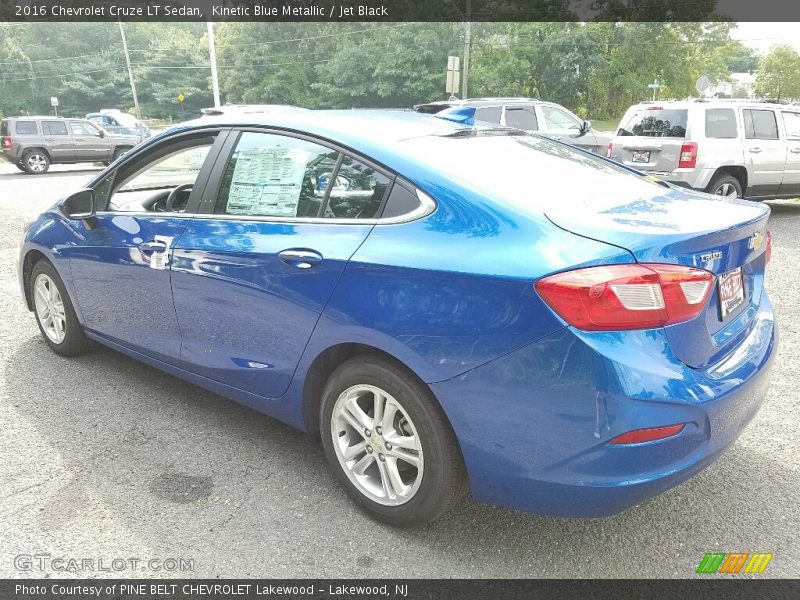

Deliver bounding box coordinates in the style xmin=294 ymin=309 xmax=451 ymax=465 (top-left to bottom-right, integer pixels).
xmin=607 ymin=100 xmax=800 ymax=199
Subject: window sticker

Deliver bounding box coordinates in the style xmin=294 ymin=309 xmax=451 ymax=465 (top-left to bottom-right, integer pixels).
xmin=226 ymin=146 xmax=308 ymax=217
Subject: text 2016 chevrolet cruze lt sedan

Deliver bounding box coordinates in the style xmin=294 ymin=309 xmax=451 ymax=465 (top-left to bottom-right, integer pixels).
xmin=18 ymin=110 xmax=776 ymax=526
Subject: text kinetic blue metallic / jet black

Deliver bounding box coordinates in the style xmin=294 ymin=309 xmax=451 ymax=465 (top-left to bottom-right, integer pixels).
xmin=18 ymin=110 xmax=776 ymax=523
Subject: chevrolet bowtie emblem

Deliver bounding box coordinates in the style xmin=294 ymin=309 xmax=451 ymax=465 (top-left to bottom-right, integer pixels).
xmin=748 ymin=231 xmax=764 ymax=251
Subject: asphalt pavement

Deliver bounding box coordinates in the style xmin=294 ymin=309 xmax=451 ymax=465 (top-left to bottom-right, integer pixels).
xmin=1 ymin=163 xmax=798 ymax=578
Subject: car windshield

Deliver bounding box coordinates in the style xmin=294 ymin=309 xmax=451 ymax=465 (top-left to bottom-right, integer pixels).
xmin=107 ymin=112 xmax=141 ymax=128
xmin=400 ymin=133 xmax=663 ymax=213
xmin=618 ymin=108 xmax=688 ymax=138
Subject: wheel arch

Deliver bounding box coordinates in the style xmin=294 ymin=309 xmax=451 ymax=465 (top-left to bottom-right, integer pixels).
xmin=22 ymin=146 xmax=52 ymax=162
xmin=21 ymin=248 xmax=48 ymax=310
xmin=709 ymin=165 xmax=748 ymax=192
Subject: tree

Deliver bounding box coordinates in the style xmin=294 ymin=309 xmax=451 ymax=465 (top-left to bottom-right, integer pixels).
xmin=754 ymin=45 xmax=800 ymax=101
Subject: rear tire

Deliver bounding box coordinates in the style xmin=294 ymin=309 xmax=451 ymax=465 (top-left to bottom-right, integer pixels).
xmin=320 ymin=355 xmax=467 ymax=526
xmin=29 ymin=259 xmax=91 ymax=356
xmin=21 ymin=149 xmax=50 ymax=174
xmin=706 ymin=173 xmax=743 ymax=198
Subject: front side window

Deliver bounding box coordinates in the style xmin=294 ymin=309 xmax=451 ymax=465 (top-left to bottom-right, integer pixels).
xmin=43 ymin=121 xmax=68 ymax=136
xmin=541 ymin=106 xmax=582 ymax=130
xmin=782 ymin=112 xmax=800 ymax=139
xmin=743 ymin=109 xmax=779 ymax=140
xmin=215 ymin=132 xmax=391 ymax=219
xmin=705 ymin=108 xmax=737 ymax=139
xmin=618 ymin=108 xmax=688 ymax=138
xmin=505 ymin=106 xmax=538 ymax=130
xmin=15 ymin=120 xmax=38 ymax=135
xmin=69 ymin=121 xmax=101 ymax=136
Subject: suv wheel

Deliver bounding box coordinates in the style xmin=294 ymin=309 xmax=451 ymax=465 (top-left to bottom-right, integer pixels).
xmin=22 ymin=149 xmax=50 ymax=174
xmin=707 ymin=174 xmax=743 ymax=198
xmin=113 ymin=147 xmax=130 ymax=161
xmin=320 ymin=355 xmax=467 ymax=526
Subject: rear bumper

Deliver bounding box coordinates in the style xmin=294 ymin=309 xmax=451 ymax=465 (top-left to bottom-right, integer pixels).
xmin=431 ymin=292 xmax=776 ymax=517
xmin=643 ymin=167 xmax=715 ymax=191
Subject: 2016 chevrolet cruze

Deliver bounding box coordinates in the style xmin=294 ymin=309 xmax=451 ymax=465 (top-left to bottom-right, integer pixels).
xmin=18 ymin=109 xmax=776 ymax=526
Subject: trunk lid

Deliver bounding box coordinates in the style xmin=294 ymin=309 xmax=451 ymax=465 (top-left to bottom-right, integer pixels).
xmin=545 ymin=185 xmax=770 ymax=369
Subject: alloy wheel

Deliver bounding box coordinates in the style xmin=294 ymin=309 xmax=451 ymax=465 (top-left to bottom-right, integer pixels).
xmin=714 ymin=182 xmax=739 ymax=197
xmin=27 ymin=154 xmax=48 ymax=172
xmin=331 ymin=384 xmax=424 ymax=506
xmin=33 ymin=274 xmax=67 ymax=344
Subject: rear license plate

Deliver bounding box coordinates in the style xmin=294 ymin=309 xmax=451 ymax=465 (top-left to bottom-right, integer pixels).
xmin=718 ymin=267 xmax=745 ymax=320
xmin=632 ymin=150 xmax=650 ymax=163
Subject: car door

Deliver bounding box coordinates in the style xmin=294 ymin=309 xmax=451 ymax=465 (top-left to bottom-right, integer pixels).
xmin=41 ymin=120 xmax=74 ymax=161
xmin=63 ymin=129 xmax=226 ymax=363
xmin=170 ymin=129 xmax=392 ymax=398
xmin=539 ymin=104 xmax=596 ymax=151
xmin=68 ymin=120 xmax=109 ymax=161
xmin=780 ymin=110 xmax=800 ymax=196
xmin=742 ymin=108 xmax=786 ymax=196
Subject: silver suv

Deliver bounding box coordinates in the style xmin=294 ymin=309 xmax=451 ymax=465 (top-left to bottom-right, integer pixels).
xmin=413 ymin=97 xmax=613 ymax=154
xmin=608 ymin=100 xmax=800 ymax=199
xmin=1 ymin=116 xmax=140 ymax=174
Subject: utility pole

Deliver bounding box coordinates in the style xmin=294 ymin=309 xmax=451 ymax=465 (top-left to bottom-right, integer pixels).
xmin=207 ymin=21 xmax=221 ymax=108
xmin=462 ymin=0 xmax=471 ymax=99
xmin=118 ymin=22 xmax=140 ymax=119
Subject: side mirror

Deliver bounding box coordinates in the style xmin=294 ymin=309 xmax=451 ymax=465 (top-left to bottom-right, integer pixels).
xmin=580 ymin=120 xmax=592 ymax=135
xmin=62 ymin=189 xmax=96 ymax=219
xmin=98 ymin=129 xmax=106 ymax=138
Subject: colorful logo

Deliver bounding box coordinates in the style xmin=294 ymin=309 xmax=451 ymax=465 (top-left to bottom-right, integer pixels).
xmin=696 ymin=552 xmax=773 ymax=574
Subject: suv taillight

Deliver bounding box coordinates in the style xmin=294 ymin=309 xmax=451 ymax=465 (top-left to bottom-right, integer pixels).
xmin=606 ymin=142 xmax=613 ymax=158
xmin=678 ymin=142 xmax=697 ymax=168
xmin=535 ymin=263 xmax=714 ymax=331
xmin=2 ymin=135 xmax=11 ymax=150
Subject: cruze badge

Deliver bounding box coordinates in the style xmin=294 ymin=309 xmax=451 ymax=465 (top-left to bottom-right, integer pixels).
xmin=748 ymin=231 xmax=764 ymax=251
xmin=700 ymin=251 xmax=723 ymax=263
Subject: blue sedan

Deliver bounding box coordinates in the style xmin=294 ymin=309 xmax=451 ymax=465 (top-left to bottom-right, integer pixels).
xmin=18 ymin=110 xmax=776 ymax=526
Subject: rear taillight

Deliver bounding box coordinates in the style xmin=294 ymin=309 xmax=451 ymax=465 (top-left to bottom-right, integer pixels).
xmin=609 ymin=424 xmax=685 ymax=445
xmin=678 ymin=142 xmax=697 ymax=168
xmin=606 ymin=143 xmax=613 ymax=158
xmin=535 ymin=263 xmax=714 ymax=331
xmin=2 ymin=135 xmax=11 ymax=150
xmin=765 ymin=229 xmax=772 ymax=265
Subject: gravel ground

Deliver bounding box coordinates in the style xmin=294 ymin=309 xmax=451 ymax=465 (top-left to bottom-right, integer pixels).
xmin=0 ymin=164 xmax=798 ymax=578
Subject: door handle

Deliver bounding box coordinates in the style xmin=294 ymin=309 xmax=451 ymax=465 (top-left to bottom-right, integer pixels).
xmin=139 ymin=240 xmax=167 ymax=253
xmin=278 ymin=248 xmax=323 ymax=269
xmin=790 ymin=147 xmax=800 ymax=154
xmin=748 ymin=147 xmax=762 ymax=153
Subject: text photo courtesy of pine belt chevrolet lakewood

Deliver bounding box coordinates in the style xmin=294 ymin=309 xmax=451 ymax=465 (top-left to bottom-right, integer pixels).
xmin=17 ymin=109 xmax=776 ymax=526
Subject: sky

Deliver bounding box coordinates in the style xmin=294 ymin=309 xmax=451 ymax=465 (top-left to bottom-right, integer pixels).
xmin=731 ymin=22 xmax=800 ymax=55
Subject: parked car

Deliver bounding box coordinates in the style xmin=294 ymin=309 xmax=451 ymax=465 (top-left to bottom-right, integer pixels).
xmin=1 ymin=116 xmax=141 ymax=174
xmin=86 ymin=109 xmax=151 ymax=141
xmin=413 ymin=97 xmax=613 ymax=154
xmin=607 ymin=99 xmax=800 ymax=199
xmin=18 ymin=110 xmax=775 ymax=525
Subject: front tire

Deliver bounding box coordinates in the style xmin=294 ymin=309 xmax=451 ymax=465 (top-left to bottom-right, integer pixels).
xmin=21 ymin=149 xmax=50 ymax=174
xmin=112 ymin=147 xmax=130 ymax=161
xmin=320 ymin=355 xmax=467 ymax=526
xmin=706 ymin=173 xmax=743 ymax=198
xmin=30 ymin=259 xmax=90 ymax=356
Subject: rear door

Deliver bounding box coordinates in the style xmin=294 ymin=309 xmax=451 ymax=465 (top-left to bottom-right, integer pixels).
xmin=780 ymin=110 xmax=800 ymax=196
xmin=611 ymin=106 xmax=689 ymax=172
xmin=171 ymin=129 xmax=392 ymax=398
xmin=41 ymin=120 xmax=74 ymax=161
xmin=742 ymin=108 xmax=786 ymax=196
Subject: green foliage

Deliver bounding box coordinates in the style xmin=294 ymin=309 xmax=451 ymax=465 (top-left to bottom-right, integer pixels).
xmin=754 ymin=45 xmax=800 ymax=101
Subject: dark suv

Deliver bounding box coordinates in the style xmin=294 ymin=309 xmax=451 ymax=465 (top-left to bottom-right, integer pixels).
xmin=1 ymin=116 xmax=140 ymax=174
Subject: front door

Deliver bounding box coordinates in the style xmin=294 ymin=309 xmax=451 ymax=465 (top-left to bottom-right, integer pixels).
xmin=68 ymin=120 xmax=109 ymax=162
xmin=64 ymin=130 xmax=223 ymax=363
xmin=171 ymin=130 xmax=393 ymax=398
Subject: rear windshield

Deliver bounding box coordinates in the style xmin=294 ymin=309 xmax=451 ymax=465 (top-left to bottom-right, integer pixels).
xmin=618 ymin=108 xmax=688 ymax=138
xmin=15 ymin=120 xmax=38 ymax=135
xmin=0 ymin=120 xmax=7 ymax=136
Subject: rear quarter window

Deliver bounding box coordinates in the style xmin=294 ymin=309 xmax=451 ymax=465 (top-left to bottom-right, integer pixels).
xmin=618 ymin=108 xmax=688 ymax=138
xmin=474 ymin=106 xmax=502 ymax=125
xmin=15 ymin=120 xmax=38 ymax=135
xmin=705 ymin=108 xmax=737 ymax=139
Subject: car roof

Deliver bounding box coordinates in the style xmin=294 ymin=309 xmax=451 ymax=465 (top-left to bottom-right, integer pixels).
xmin=629 ymin=100 xmax=791 ymax=111
xmin=6 ymin=116 xmax=91 ymax=121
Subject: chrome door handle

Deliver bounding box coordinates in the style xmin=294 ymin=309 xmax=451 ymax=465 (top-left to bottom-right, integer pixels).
xmin=139 ymin=240 xmax=167 ymax=253
xmin=278 ymin=249 xmax=323 ymax=269
xmin=748 ymin=147 xmax=762 ymax=153
xmin=790 ymin=147 xmax=800 ymax=154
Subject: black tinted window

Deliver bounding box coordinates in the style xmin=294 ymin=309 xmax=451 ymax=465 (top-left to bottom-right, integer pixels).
xmin=474 ymin=106 xmax=502 ymax=124
xmin=43 ymin=121 xmax=68 ymax=136
xmin=382 ymin=183 xmax=422 ymax=218
xmin=618 ymin=108 xmax=687 ymax=138
xmin=324 ymin=156 xmax=391 ymax=219
xmin=0 ymin=120 xmax=8 ymax=136
xmin=505 ymin=107 xmax=538 ymax=130
xmin=705 ymin=109 xmax=737 ymax=139
xmin=743 ymin=109 xmax=779 ymax=140
xmin=15 ymin=121 xmax=37 ymax=135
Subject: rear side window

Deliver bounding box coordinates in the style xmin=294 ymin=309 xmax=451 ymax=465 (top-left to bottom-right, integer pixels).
xmin=705 ymin=109 xmax=737 ymax=139
xmin=782 ymin=112 xmax=800 ymax=139
xmin=505 ymin=106 xmax=538 ymax=130
xmin=743 ymin=109 xmax=779 ymax=140
xmin=15 ymin=120 xmax=38 ymax=135
xmin=43 ymin=121 xmax=68 ymax=136
xmin=474 ymin=106 xmax=502 ymax=124
xmin=618 ymin=108 xmax=688 ymax=138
